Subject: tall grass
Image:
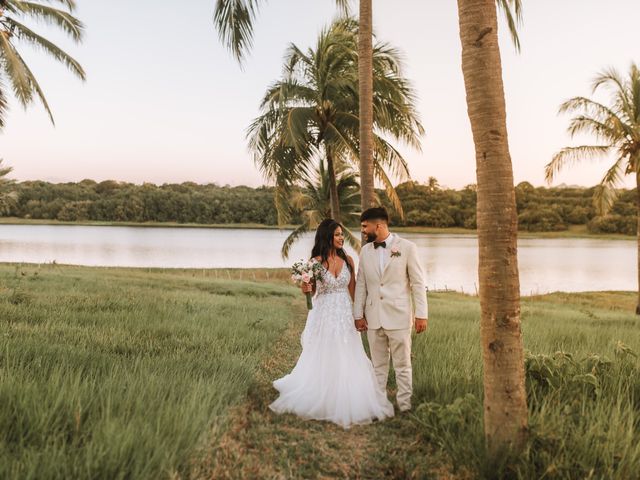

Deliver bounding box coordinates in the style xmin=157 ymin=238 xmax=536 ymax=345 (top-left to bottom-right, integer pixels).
xmin=0 ymin=264 xmax=296 ymax=479
xmin=411 ymin=292 xmax=640 ymax=479
xmin=1 ymin=263 xmax=638 ymax=478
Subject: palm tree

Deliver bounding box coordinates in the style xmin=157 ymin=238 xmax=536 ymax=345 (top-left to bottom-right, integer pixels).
xmin=213 ymin=0 xmax=380 ymax=220
xmin=0 ymin=0 xmax=85 ymax=128
xmin=248 ymin=19 xmax=423 ymax=225
xmin=546 ymin=63 xmax=640 ymax=314
xmin=281 ymin=159 xmax=361 ymax=259
xmin=457 ymin=0 xmax=528 ymax=453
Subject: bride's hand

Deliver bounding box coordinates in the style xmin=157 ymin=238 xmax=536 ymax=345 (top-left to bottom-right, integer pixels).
xmin=354 ymin=318 xmax=368 ymax=332
xmin=301 ymin=282 xmax=313 ymax=293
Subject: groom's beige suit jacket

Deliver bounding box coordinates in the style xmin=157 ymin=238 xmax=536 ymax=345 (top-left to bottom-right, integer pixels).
xmin=353 ymin=235 xmax=428 ymax=330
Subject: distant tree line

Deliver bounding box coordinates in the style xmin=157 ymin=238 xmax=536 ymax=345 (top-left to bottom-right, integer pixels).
xmin=381 ymin=179 xmax=637 ymax=235
xmin=2 ymin=178 xmax=636 ymax=235
xmin=6 ymin=180 xmax=279 ymax=225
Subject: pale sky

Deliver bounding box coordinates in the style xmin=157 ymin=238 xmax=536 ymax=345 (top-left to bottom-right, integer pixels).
xmin=1 ymin=0 xmax=638 ymax=189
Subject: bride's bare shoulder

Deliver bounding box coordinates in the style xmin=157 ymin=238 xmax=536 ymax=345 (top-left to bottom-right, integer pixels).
xmin=346 ymin=255 xmax=355 ymax=265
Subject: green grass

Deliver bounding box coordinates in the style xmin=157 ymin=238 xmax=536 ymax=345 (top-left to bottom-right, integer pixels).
xmin=412 ymin=291 xmax=640 ymax=479
xmin=1 ymin=265 xmax=638 ymax=478
xmin=0 ymin=265 xmax=296 ymax=479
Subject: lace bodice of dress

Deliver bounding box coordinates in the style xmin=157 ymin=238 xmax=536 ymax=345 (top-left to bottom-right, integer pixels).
xmin=316 ymin=263 xmax=350 ymax=295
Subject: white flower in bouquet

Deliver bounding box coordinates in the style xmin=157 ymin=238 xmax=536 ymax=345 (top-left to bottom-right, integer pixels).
xmin=291 ymin=258 xmax=324 ymax=309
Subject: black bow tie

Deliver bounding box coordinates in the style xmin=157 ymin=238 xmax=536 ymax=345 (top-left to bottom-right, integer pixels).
xmin=373 ymin=241 xmax=386 ymax=249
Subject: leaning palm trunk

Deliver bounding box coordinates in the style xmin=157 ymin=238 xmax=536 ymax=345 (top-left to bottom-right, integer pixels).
xmin=457 ymin=0 xmax=528 ymax=453
xmin=358 ymin=0 xmax=375 ymax=212
xmin=326 ymin=147 xmax=342 ymax=222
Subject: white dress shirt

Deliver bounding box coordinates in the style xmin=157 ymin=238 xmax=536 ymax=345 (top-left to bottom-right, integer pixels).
xmin=377 ymin=233 xmax=394 ymax=272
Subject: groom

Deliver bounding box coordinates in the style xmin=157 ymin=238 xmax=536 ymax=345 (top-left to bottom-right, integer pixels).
xmin=353 ymin=207 xmax=428 ymax=412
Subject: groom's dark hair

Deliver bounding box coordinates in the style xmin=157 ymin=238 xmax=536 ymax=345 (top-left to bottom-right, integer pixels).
xmin=360 ymin=207 xmax=389 ymax=223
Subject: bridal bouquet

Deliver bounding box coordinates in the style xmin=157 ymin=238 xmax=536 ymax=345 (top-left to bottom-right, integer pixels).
xmin=291 ymin=258 xmax=324 ymax=310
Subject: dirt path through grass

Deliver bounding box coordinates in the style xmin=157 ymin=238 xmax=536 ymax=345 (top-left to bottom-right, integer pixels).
xmin=195 ymin=302 xmax=457 ymax=480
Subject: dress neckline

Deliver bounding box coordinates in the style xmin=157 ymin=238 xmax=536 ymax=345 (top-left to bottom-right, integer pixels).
xmin=324 ymin=260 xmax=345 ymax=280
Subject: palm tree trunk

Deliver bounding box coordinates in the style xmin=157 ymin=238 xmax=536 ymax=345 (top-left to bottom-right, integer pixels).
xmin=457 ymin=0 xmax=528 ymax=454
xmin=358 ymin=0 xmax=375 ymax=213
xmin=636 ymin=171 xmax=640 ymax=315
xmin=326 ymin=147 xmax=341 ymax=223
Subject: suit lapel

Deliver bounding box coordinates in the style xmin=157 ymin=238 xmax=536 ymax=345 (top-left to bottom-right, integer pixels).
xmin=381 ymin=235 xmax=401 ymax=279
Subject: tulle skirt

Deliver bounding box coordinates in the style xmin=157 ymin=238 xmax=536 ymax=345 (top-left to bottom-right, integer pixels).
xmin=270 ymin=290 xmax=394 ymax=428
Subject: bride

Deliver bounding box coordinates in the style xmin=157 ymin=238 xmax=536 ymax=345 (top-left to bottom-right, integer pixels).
xmin=270 ymin=219 xmax=394 ymax=428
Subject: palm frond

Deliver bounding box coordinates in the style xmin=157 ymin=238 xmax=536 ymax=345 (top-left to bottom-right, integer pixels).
xmin=30 ymin=0 xmax=78 ymax=11
xmin=15 ymin=1 xmax=84 ymax=41
xmin=281 ymin=222 xmax=311 ymax=260
xmin=274 ymin=182 xmax=293 ymax=226
xmin=333 ymin=0 xmax=351 ymax=16
xmin=6 ymin=18 xmax=85 ymax=79
xmin=496 ymin=0 xmax=523 ymax=52
xmin=213 ymin=0 xmax=262 ymax=63
xmin=0 ymin=78 xmax=8 ymax=128
xmin=283 ymin=107 xmax=317 ymax=158
xmin=0 ymin=27 xmax=33 ymax=105
xmin=559 ymin=96 xmax=631 ymax=138
xmin=592 ymin=66 xmax=628 ymax=97
xmin=0 ymin=158 xmax=14 ymax=181
xmin=374 ymin=162 xmax=403 ymax=220
xmin=373 ymin=135 xmax=411 ymax=181
xmin=552 ymin=64 xmax=640 ymax=222
xmin=593 ymin=155 xmax=626 ymax=214
xmin=545 ymin=145 xmax=612 ymax=182
xmin=0 ymin=0 xmax=84 ymax=127
xmin=12 ymin=44 xmax=56 ymax=123
xmin=342 ymin=224 xmax=361 ymax=253
xmin=566 ymin=115 xmax=620 ymax=144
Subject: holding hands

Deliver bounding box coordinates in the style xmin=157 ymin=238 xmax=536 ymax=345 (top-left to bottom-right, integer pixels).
xmin=354 ymin=317 xmax=368 ymax=332
xmin=355 ymin=317 xmax=427 ymax=334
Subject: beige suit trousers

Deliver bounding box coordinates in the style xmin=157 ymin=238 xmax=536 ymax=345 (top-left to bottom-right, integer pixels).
xmin=367 ymin=327 xmax=412 ymax=411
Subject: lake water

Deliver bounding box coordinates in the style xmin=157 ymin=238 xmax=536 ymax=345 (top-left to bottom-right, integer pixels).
xmin=0 ymin=224 xmax=634 ymax=294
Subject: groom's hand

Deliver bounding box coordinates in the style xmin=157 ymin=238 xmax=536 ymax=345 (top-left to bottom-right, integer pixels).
xmin=415 ymin=318 xmax=428 ymax=334
xmin=355 ymin=318 xmax=368 ymax=332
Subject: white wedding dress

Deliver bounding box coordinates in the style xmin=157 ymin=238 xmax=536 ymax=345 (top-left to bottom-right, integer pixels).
xmin=270 ymin=263 xmax=394 ymax=428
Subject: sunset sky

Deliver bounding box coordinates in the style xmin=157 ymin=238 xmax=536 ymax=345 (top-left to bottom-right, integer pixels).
xmin=2 ymin=0 xmax=638 ymax=189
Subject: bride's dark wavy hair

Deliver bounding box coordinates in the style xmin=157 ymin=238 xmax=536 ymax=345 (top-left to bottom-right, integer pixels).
xmin=311 ymin=219 xmax=353 ymax=275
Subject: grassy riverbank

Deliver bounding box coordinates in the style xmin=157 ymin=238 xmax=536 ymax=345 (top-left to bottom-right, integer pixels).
xmin=0 ymin=265 xmax=638 ymax=478
xmin=0 ymin=265 xmax=295 ymax=479
xmin=0 ymin=217 xmax=635 ymax=240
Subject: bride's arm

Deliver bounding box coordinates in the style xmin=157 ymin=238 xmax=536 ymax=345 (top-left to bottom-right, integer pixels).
xmin=347 ymin=256 xmax=356 ymax=301
xmin=302 ymin=256 xmax=323 ymax=295
xmin=312 ymin=256 xmax=323 ymax=295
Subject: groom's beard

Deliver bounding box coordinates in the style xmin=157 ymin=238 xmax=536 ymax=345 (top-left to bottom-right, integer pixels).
xmin=365 ymin=232 xmax=377 ymax=243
